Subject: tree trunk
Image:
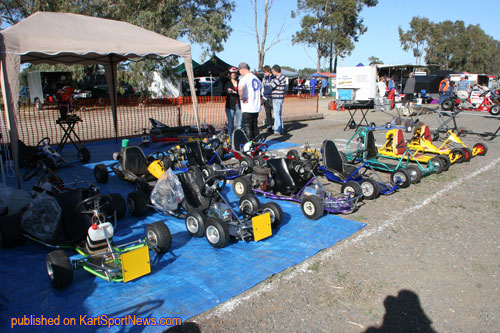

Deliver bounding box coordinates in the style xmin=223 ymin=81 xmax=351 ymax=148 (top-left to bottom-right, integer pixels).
xmin=333 ymin=51 xmax=338 ymax=74
xmin=329 ymin=42 xmax=333 ymax=73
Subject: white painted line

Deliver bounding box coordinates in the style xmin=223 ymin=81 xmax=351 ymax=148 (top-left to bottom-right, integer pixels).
xmin=199 ymin=155 xmax=500 ymax=321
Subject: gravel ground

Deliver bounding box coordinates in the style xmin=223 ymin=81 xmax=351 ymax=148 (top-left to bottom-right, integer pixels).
xmin=167 ymin=98 xmax=500 ymax=333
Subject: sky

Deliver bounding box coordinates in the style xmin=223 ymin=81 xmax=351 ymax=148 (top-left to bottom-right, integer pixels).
xmin=188 ymin=0 xmax=500 ymax=71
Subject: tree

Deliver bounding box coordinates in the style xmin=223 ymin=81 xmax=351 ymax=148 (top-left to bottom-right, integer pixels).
xmin=368 ymin=56 xmax=383 ymax=65
xmin=398 ymin=16 xmax=432 ymax=66
xmin=292 ymin=0 xmax=377 ymax=73
xmin=1 ymin=0 xmax=236 ymax=95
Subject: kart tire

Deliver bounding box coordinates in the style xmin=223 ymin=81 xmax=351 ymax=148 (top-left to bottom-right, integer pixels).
xmin=462 ymin=147 xmax=472 ymax=162
xmin=385 ymin=122 xmax=392 ymax=129
xmin=391 ymin=168 xmax=410 ymax=188
xmin=252 ymin=155 xmax=266 ymax=167
xmin=490 ymin=105 xmax=500 ymax=116
xmin=261 ymin=202 xmax=283 ymax=228
xmin=441 ymin=100 xmax=454 ymax=111
xmin=239 ymin=156 xmax=254 ymax=169
xmin=239 ymin=194 xmax=261 ymax=216
xmin=77 ymin=147 xmax=91 ymax=163
xmin=185 ymin=209 xmax=207 ymax=238
xmin=473 ymin=143 xmax=488 ymax=156
xmin=46 ymin=250 xmax=73 ymax=289
xmin=286 ymin=149 xmax=300 ymax=161
xmin=127 ymin=191 xmax=150 ymax=217
xmin=201 ymin=165 xmax=215 ymax=180
xmin=349 ymin=120 xmax=356 ymax=129
xmin=405 ymin=165 xmax=422 ymax=184
xmin=450 ymin=148 xmax=466 ymax=163
xmin=134 ymin=177 xmax=149 ymax=193
xmin=431 ymin=131 xmax=440 ymax=142
xmin=146 ymin=221 xmax=172 ymax=254
xmin=370 ymin=122 xmax=376 ymax=128
xmin=107 ymin=193 xmax=126 ymax=220
xmin=429 ymin=157 xmax=444 ymax=174
xmin=301 ymin=195 xmax=324 ymax=220
xmin=0 ymin=214 xmax=25 ymax=249
xmin=437 ymin=155 xmax=451 ymax=171
xmin=232 ymin=176 xmax=251 ymax=198
xmin=341 ymin=180 xmax=363 ymax=200
xmin=358 ymin=178 xmax=380 ymax=200
xmin=205 ymin=218 xmax=230 ymax=248
xmin=404 ymin=120 xmax=412 ymax=133
xmin=94 ymin=164 xmax=109 ymax=183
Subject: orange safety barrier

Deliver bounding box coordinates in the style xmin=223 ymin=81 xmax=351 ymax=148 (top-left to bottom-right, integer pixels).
xmin=2 ymin=94 xmax=318 ymax=146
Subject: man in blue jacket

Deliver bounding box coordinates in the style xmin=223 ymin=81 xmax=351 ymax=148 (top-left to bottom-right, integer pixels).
xmin=261 ymin=65 xmax=274 ymax=133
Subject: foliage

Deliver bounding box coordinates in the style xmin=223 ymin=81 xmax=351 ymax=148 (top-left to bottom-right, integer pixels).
xmin=292 ymin=0 xmax=377 ymax=73
xmin=1 ymin=0 xmax=235 ymax=95
xmin=298 ymin=67 xmax=316 ymax=78
xmin=399 ymin=17 xmax=500 ymax=73
xmin=368 ymin=56 xmax=383 ymax=65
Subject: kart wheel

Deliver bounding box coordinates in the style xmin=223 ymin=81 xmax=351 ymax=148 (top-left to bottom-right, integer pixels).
xmin=473 ymin=143 xmax=488 ymax=156
xmin=429 ymin=157 xmax=444 ymax=174
xmin=107 ymin=193 xmax=127 ymax=220
xmin=370 ymin=122 xmax=376 ymax=128
xmin=127 ymin=191 xmax=150 ymax=217
xmin=77 ymin=147 xmax=91 ymax=163
xmin=437 ymin=155 xmax=451 ymax=171
xmin=462 ymin=147 xmax=472 ymax=162
xmin=490 ymin=105 xmax=500 ymax=116
xmin=349 ymin=119 xmax=356 ymax=129
xmin=385 ymin=122 xmax=392 ymax=129
xmin=261 ymin=202 xmax=283 ymax=228
xmin=239 ymin=156 xmax=254 ymax=169
xmin=431 ymin=131 xmax=440 ymax=142
xmin=94 ymin=164 xmax=109 ymax=183
xmin=185 ymin=209 xmax=207 ymax=238
xmin=239 ymin=194 xmax=261 ymax=216
xmin=301 ymin=195 xmax=324 ymax=220
xmin=146 ymin=221 xmax=172 ymax=254
xmin=404 ymin=120 xmax=412 ymax=133
xmin=341 ymin=181 xmax=363 ymax=200
xmin=0 ymin=215 xmax=25 ymax=249
xmin=286 ymin=149 xmax=300 ymax=161
xmin=252 ymin=155 xmax=266 ymax=166
xmin=201 ymin=165 xmax=215 ymax=180
xmin=358 ymin=178 xmax=380 ymax=200
xmin=46 ymin=250 xmax=73 ymax=289
xmin=232 ymin=176 xmax=251 ymax=198
xmin=391 ymin=168 xmax=410 ymax=188
xmin=405 ymin=165 xmax=422 ymax=184
xmin=450 ymin=148 xmax=465 ymax=163
xmin=205 ymin=218 xmax=230 ymax=248
xmin=134 ymin=177 xmax=149 ymax=193
xmin=441 ymin=100 xmax=454 ymax=111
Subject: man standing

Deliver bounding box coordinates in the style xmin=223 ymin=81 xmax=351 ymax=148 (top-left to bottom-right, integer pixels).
xmin=403 ymin=72 xmax=416 ymax=103
xmin=238 ymin=62 xmax=262 ymax=140
xmin=438 ymin=76 xmax=450 ymax=105
xmin=321 ymin=77 xmax=328 ymax=98
xmin=261 ymin=65 xmax=274 ymax=133
xmin=309 ymin=77 xmax=317 ymax=96
xmin=456 ymin=74 xmax=471 ymax=99
xmin=270 ymin=64 xmax=286 ymax=135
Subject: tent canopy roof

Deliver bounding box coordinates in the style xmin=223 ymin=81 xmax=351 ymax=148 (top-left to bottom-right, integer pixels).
xmin=0 ymin=11 xmax=192 ymax=65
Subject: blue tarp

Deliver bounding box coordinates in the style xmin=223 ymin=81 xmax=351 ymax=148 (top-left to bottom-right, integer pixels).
xmin=0 ymin=138 xmax=365 ymax=332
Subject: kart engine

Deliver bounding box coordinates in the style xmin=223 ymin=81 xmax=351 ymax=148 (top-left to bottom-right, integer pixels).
xmin=207 ymin=202 xmax=232 ymax=222
xmin=251 ymin=165 xmax=272 ymax=191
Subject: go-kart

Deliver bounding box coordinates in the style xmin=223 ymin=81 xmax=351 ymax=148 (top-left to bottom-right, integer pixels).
xmin=149 ymin=118 xmax=217 ymax=143
xmin=232 ymin=157 xmax=360 ymax=220
xmin=94 ymin=141 xmax=168 ymax=193
xmin=230 ymin=128 xmax=270 ymax=168
xmin=318 ymin=139 xmax=399 ymax=200
xmin=408 ymin=125 xmax=486 ymax=163
xmin=0 ymin=189 xmax=170 ymax=289
xmin=345 ymin=128 xmax=436 ymax=186
xmin=442 ymin=89 xmax=500 ymax=116
xmin=377 ymin=128 xmax=448 ymax=174
xmin=128 ymin=166 xmax=282 ymax=248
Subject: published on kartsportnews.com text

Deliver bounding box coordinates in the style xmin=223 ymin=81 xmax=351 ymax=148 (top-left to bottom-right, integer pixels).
xmin=10 ymin=314 xmax=182 ymax=329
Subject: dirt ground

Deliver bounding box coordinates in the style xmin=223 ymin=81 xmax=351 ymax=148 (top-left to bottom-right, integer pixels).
xmin=167 ymin=98 xmax=500 ymax=333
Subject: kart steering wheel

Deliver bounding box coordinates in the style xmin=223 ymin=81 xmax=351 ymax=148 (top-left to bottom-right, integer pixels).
xmin=203 ymin=138 xmax=222 ymax=151
xmin=36 ymin=136 xmax=51 ymax=149
xmin=202 ymin=174 xmax=227 ymax=196
xmin=294 ymin=158 xmax=318 ymax=180
xmin=146 ymin=151 xmax=166 ymax=163
xmin=75 ymin=194 xmax=111 ymax=215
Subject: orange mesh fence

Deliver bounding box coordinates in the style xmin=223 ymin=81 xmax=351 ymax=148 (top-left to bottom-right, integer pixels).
xmin=2 ymin=94 xmax=318 ymax=146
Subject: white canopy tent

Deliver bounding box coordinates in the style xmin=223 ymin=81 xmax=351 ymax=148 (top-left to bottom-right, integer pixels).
xmin=0 ymin=12 xmax=200 ymax=187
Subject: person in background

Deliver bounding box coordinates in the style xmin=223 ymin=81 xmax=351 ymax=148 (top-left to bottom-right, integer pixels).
xmin=270 ymin=64 xmax=287 ymax=135
xmin=403 ymin=72 xmax=416 ymax=104
xmin=321 ymin=77 xmax=328 ymax=98
xmin=456 ymin=74 xmax=471 ymax=94
xmin=224 ymin=66 xmax=241 ymax=139
xmin=238 ymin=62 xmax=262 ymax=139
xmin=261 ymin=65 xmax=274 ymax=134
xmin=438 ymin=76 xmax=450 ymax=105
xmin=377 ymin=76 xmax=387 ymax=100
xmin=309 ymin=77 xmax=317 ymax=96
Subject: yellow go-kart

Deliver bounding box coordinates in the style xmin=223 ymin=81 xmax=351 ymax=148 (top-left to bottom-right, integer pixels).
xmin=412 ymin=125 xmax=487 ymax=162
xmin=407 ymin=125 xmax=472 ymax=164
xmin=378 ymin=128 xmax=448 ymax=173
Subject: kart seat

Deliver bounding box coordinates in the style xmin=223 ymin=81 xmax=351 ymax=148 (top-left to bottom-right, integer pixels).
xmin=391 ymin=129 xmax=407 ymax=155
xmin=365 ymin=131 xmax=378 ymax=159
xmin=420 ymin=125 xmax=432 ymax=142
xmin=321 ymin=140 xmax=360 ymax=180
xmin=56 ymin=189 xmax=93 ymax=243
xmin=232 ymin=128 xmax=250 ymax=152
xmin=267 ymin=158 xmax=299 ymax=194
xmin=122 ymin=146 xmax=149 ymax=175
xmin=177 ymin=166 xmax=211 ymax=210
xmin=182 ymin=141 xmax=208 ymax=166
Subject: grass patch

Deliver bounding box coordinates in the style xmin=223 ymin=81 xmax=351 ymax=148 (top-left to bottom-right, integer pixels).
xmin=308 ymin=262 xmax=320 ymax=272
